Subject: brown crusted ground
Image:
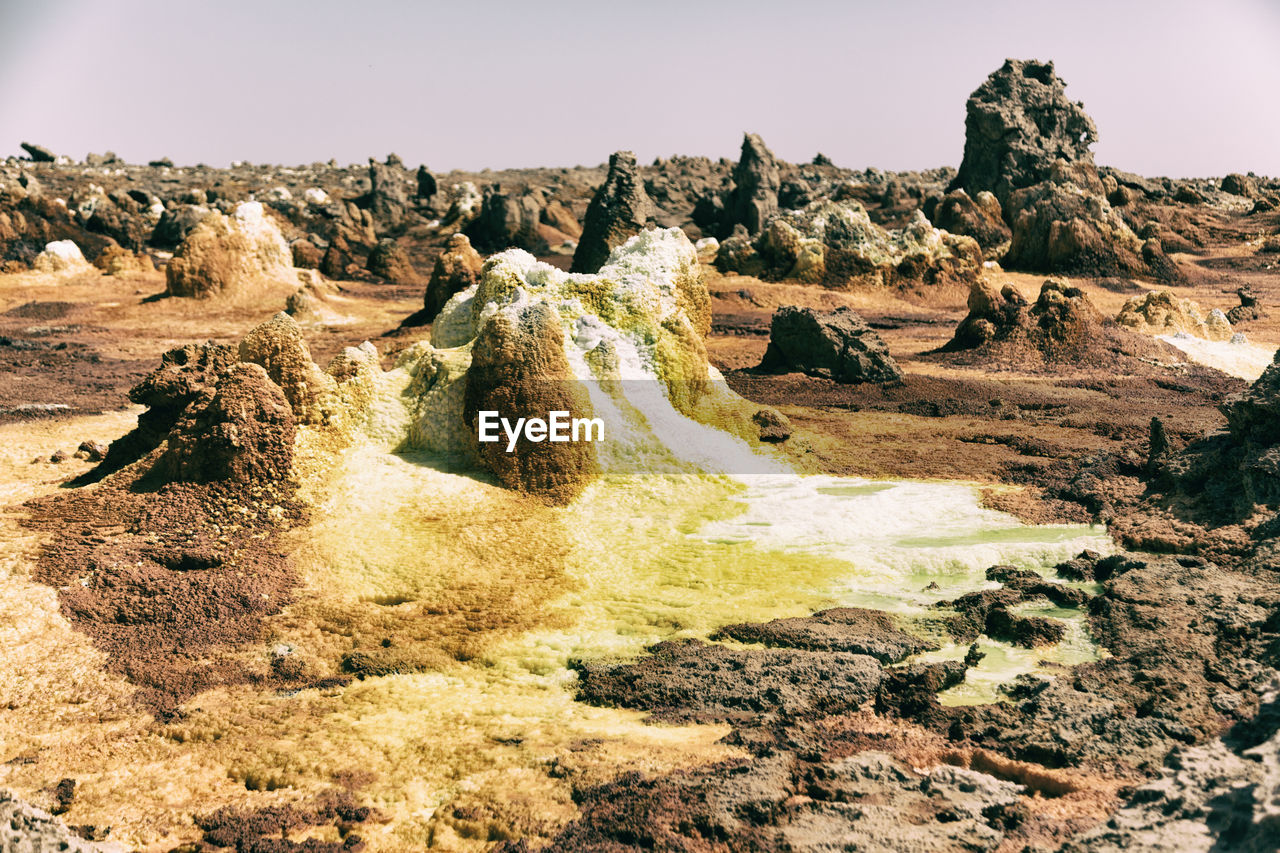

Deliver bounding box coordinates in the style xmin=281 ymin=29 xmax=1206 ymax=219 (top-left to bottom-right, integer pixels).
xmin=21 ymin=460 xmax=329 ymax=716
xmin=189 ymin=789 xmax=374 ymax=852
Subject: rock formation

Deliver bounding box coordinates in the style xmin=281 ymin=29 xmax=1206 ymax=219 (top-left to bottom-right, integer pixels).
xmin=1116 ymin=290 xmax=1234 ymax=341
xmin=759 ymin=305 xmax=903 ymax=384
xmin=465 ymin=185 xmax=547 ymax=253
xmin=93 ymin=244 xmax=154 ymax=275
xmin=1221 ymin=172 xmax=1259 ymax=198
xmin=1228 ymin=287 xmax=1263 ymax=325
xmin=1061 ymin=687 xmax=1280 ymax=852
xmin=285 ymin=273 xmax=349 ymax=325
xmin=33 ymin=239 xmax=92 ymax=273
xmin=365 ymin=238 xmax=419 ymax=282
xmin=237 ymin=312 xmax=336 ymax=424
xmin=950 ymin=60 xmax=1181 ymax=282
xmin=716 ymin=199 xmax=982 ymax=288
xmin=165 ymin=202 xmax=295 ymax=298
xmin=926 ymin=189 xmax=1010 ymax=252
xmin=570 ymin=151 xmax=654 ymax=273
xmin=1158 ymin=350 xmax=1280 ymax=510
xmin=319 ymin=233 xmax=354 ymax=278
xmin=155 ymin=363 xmax=296 ymax=484
xmin=290 ymin=239 xmax=322 ymax=269
xmin=416 ymin=165 xmax=437 ymax=204
xmin=364 ymin=156 xmax=411 ymax=230
xmin=95 ymin=343 xmax=237 ymax=476
xmin=1002 ymin=165 xmax=1181 ymax=280
xmin=414 ymin=228 xmax=778 ymax=500
xmin=20 ymin=141 xmax=57 ymax=162
xmin=464 ymin=300 xmax=600 ymax=503
xmin=942 ymin=277 xmax=1174 ymax=370
xmin=423 ymin=233 xmax=484 ymax=320
xmin=0 ymin=790 xmax=123 ymax=852
xmin=151 ymin=204 xmax=209 ymax=248
xmin=950 ymin=59 xmax=1097 ymax=204
xmin=723 ymin=132 xmax=781 ymax=237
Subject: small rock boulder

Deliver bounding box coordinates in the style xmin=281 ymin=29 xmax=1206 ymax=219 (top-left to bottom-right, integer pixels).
xmin=366 ymin=238 xmax=419 ymax=283
xmin=33 ymin=240 xmax=93 ymax=274
xmin=759 ymin=305 xmax=903 ymax=384
xmin=1221 ymin=173 xmax=1259 ymax=199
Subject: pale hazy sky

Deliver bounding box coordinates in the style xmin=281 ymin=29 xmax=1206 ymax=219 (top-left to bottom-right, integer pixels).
xmin=2 ymin=0 xmax=1278 ymax=177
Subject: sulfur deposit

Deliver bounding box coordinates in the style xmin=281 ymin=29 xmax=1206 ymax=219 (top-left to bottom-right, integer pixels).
xmin=404 ymin=227 xmax=777 ymax=499
xmin=1116 ymin=290 xmax=1234 ymax=341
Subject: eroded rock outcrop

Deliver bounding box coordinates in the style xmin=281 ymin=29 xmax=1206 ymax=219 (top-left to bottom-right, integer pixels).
xmin=1158 ymin=350 xmax=1280 ymax=510
xmin=414 ymin=227 xmax=774 ymax=500
xmin=1228 ymin=287 xmax=1263 ymax=325
xmin=423 ymin=233 xmax=484 ymax=320
xmin=237 ymin=312 xmax=337 ymax=424
xmin=155 ymin=363 xmax=296 ymax=484
xmin=365 ymin=237 xmax=419 ymax=283
xmin=165 ymin=202 xmax=295 ymax=298
xmin=723 ymin=132 xmax=781 ymax=237
xmin=942 ymin=277 xmax=1173 ymax=370
xmin=716 ymin=199 xmax=982 ymax=288
xmin=1062 ymin=685 xmax=1280 ymax=853
xmin=364 ymin=156 xmax=411 ymax=230
xmin=570 ymin=151 xmax=654 ymax=273
xmin=951 ymin=60 xmax=1180 ymax=281
xmin=1116 ymin=290 xmax=1234 ymax=341
xmin=94 ymin=343 xmax=238 ymax=476
xmin=759 ymin=305 xmax=903 ymax=384
xmin=1003 ymin=167 xmax=1181 ymax=280
xmin=465 ymin=185 xmax=547 ymax=253
xmin=950 ymin=59 xmax=1097 ymax=204
xmin=464 ymin=300 xmax=600 ymax=504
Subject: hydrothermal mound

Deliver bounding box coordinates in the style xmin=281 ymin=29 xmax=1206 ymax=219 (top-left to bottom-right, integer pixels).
xmin=10 ymin=230 xmax=1115 ymax=850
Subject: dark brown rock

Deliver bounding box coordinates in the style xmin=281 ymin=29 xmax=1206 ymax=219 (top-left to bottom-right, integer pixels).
xmin=570 ymin=151 xmax=654 ymax=273
xmin=423 ymin=233 xmax=484 ymax=320
xmin=759 ymin=305 xmax=903 ymax=384
xmin=365 ymin=238 xmax=419 ymax=282
xmin=950 ymin=59 xmax=1098 ymax=205
xmin=723 ymin=132 xmax=781 ymax=237
xmin=155 ymin=363 xmax=296 ymax=484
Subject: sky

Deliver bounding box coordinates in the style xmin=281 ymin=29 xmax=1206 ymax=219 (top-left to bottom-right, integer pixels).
xmin=2 ymin=0 xmax=1278 ymax=177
